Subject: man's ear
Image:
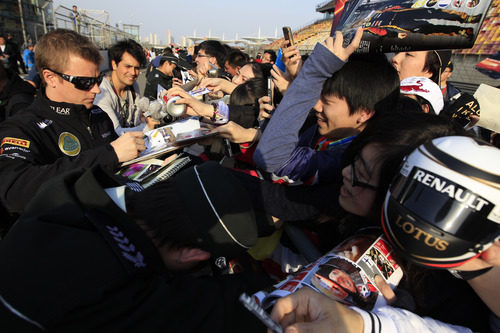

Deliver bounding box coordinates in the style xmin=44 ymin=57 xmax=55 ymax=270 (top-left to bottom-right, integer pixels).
xmin=42 ymin=68 xmax=59 ymax=88
xmin=111 ymin=60 xmax=117 ymax=71
xmin=356 ymin=108 xmax=375 ymax=126
xmin=177 ymin=248 xmax=211 ymax=264
xmin=422 ymin=104 xmax=430 ymax=114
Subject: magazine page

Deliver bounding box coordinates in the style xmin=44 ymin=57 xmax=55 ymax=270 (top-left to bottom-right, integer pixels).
xmin=253 ymin=233 xmax=403 ymax=311
xmin=474 ymin=84 xmax=500 ymax=133
xmin=142 ymin=117 xmax=201 ymax=156
xmin=335 ymin=0 xmax=493 ymax=53
xmin=117 ymin=158 xmax=164 ymax=182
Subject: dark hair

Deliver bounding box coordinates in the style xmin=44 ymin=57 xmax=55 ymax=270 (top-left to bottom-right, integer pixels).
xmin=198 ymin=40 xmax=227 ymax=68
xmin=125 ymin=181 xmax=200 ymax=250
xmin=162 ymin=47 xmax=173 ymax=56
xmin=447 ymin=62 xmax=454 ymax=72
xmin=108 ymin=39 xmax=146 ymax=68
xmin=394 ymin=95 xmax=425 ymax=114
xmin=263 ymin=49 xmax=277 ymax=63
xmin=343 ymin=111 xmax=468 ymax=211
xmin=321 ymin=53 xmax=400 ymax=116
xmin=230 ymin=78 xmax=267 ymax=106
xmin=246 ymin=62 xmax=271 ymax=80
xmin=413 ymin=95 xmax=435 ymax=114
xmin=423 ymin=51 xmax=441 ymax=84
xmin=226 ymin=50 xmax=248 ymax=68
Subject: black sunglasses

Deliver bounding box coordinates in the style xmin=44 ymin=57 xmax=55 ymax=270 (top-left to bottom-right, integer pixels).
xmin=45 ymin=68 xmax=104 ymax=90
xmin=351 ymin=159 xmax=378 ymax=191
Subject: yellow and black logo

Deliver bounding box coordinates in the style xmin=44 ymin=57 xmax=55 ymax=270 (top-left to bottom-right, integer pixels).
xmin=394 ymin=215 xmax=449 ymax=251
xmin=58 ymin=132 xmax=81 ymax=157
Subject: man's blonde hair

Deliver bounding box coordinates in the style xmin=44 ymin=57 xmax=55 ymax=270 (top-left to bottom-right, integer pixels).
xmin=35 ymin=29 xmax=102 ymax=84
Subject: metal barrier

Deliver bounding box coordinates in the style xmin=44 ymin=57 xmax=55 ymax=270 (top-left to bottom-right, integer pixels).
xmin=52 ymin=5 xmax=136 ymax=49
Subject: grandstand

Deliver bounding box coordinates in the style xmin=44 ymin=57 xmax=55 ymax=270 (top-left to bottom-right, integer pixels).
xmin=266 ymin=3 xmax=334 ymax=52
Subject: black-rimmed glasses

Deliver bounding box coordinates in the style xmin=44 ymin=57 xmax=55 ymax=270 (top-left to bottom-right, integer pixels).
xmin=44 ymin=68 xmax=104 ymax=91
xmin=351 ymin=160 xmax=378 ymax=191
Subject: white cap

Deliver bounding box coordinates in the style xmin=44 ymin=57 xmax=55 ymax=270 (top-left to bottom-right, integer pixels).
xmin=400 ymin=76 xmax=444 ymax=115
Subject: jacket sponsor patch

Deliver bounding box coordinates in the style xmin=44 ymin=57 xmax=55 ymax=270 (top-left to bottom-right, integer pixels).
xmin=50 ymin=106 xmax=71 ymax=115
xmin=58 ymin=132 xmax=81 ymax=156
xmin=1 ymin=137 xmax=31 ymax=148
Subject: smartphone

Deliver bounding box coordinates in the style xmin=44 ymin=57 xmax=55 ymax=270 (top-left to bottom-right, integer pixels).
xmin=282 ymin=26 xmax=294 ymax=46
xmin=267 ymin=77 xmax=274 ymax=107
xmin=239 ymin=293 xmax=283 ymax=333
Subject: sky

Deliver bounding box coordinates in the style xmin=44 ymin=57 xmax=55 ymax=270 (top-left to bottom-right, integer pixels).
xmin=54 ymin=0 xmax=324 ymax=44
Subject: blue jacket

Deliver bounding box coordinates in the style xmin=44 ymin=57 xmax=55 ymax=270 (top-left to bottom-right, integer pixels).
xmin=254 ymin=43 xmax=348 ymax=184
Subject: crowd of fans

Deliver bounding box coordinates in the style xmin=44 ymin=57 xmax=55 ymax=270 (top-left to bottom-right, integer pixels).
xmin=0 ymin=26 xmax=499 ymax=333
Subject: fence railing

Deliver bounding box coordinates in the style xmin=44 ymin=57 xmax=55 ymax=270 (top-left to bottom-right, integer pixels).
xmin=52 ymin=5 xmax=136 ymax=49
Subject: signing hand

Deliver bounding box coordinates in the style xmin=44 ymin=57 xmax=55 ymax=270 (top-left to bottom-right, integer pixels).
xmin=110 ymin=131 xmax=145 ymax=162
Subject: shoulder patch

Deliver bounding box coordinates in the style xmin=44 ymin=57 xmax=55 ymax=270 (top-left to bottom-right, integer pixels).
xmin=1 ymin=137 xmax=30 ymax=149
xmin=36 ymin=119 xmax=53 ymax=129
xmin=58 ymin=132 xmax=81 ymax=156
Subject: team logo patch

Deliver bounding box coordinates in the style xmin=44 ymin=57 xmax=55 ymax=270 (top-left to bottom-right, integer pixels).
xmin=58 ymin=132 xmax=81 ymax=156
xmin=1 ymin=137 xmax=30 ymax=148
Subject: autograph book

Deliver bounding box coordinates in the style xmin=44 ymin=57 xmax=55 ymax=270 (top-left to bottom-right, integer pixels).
xmin=332 ymin=0 xmax=493 ymax=52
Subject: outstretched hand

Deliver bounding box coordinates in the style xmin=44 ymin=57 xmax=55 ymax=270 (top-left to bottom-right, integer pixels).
xmin=322 ymin=27 xmax=363 ymax=62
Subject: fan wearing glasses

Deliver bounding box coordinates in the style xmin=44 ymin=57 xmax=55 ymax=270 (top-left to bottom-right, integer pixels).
xmin=0 ymin=29 xmax=146 ymax=221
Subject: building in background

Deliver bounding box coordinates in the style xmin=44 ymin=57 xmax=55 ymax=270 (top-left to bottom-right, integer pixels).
xmin=0 ymin=0 xmax=53 ymax=47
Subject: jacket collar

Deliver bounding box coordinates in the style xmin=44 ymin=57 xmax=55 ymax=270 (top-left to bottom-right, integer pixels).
xmin=34 ymin=88 xmax=92 ymax=121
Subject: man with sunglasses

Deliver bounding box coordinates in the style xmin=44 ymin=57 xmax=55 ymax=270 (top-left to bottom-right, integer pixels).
xmin=0 ymin=29 xmax=145 ymax=224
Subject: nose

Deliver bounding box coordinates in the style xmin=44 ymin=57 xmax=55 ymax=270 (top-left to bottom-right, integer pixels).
xmin=342 ymin=164 xmax=352 ymax=182
xmin=391 ymin=53 xmax=402 ymax=67
xmin=313 ymin=99 xmax=322 ymax=112
xmin=90 ymin=83 xmax=101 ymax=94
xmin=232 ymin=75 xmax=242 ymax=85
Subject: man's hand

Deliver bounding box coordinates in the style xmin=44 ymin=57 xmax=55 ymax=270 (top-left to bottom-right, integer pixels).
xmin=271 ymin=65 xmax=291 ymax=95
xmin=269 ymin=287 xmax=363 ymax=333
xmin=110 ymin=132 xmax=145 ymax=162
xmin=167 ymin=86 xmax=213 ymax=117
xmin=258 ymin=96 xmax=275 ymax=121
xmin=210 ymin=121 xmax=259 ymax=143
xmin=199 ymin=77 xmax=236 ymax=94
xmin=172 ymin=77 xmax=183 ymax=87
xmin=454 ymin=240 xmax=500 ymax=271
xmin=322 ymin=27 xmax=363 ymax=62
xmin=281 ymin=41 xmax=303 ymax=80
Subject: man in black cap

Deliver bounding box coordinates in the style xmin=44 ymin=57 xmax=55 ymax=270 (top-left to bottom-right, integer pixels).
xmin=0 ymin=162 xmax=274 ymax=332
xmin=143 ymin=55 xmax=179 ymax=100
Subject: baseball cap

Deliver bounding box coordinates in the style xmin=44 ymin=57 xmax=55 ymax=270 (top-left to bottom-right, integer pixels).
xmin=400 ymin=76 xmax=444 ymax=114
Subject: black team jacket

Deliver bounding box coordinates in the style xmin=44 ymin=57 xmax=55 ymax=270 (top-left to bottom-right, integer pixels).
xmin=0 ymin=166 xmax=267 ymax=332
xmin=0 ymin=91 xmax=119 ymax=214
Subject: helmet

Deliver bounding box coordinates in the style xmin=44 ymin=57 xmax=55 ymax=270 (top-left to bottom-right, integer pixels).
xmin=382 ymin=136 xmax=500 ymax=268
